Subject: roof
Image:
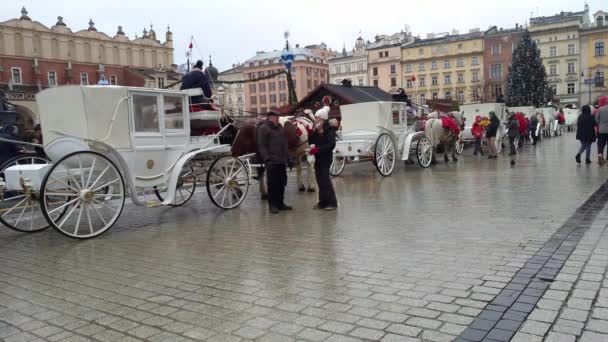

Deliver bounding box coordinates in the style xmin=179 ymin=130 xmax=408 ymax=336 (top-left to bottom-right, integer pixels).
xmin=297 ymin=84 xmax=393 ymax=108
xmin=530 ymin=10 xmax=587 ymax=26
xmin=219 ymin=65 xmax=243 ymax=75
xmin=244 ymin=48 xmax=321 ymax=64
xmin=405 ymin=31 xmax=484 ymax=49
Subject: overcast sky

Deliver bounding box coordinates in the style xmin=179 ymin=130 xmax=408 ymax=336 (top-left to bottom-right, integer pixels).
xmin=6 ymin=0 xmax=597 ymax=71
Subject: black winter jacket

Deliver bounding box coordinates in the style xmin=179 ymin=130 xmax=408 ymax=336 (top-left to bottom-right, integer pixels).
xmin=257 ymin=121 xmax=289 ymax=164
xmin=309 ymin=122 xmax=337 ymax=162
xmin=180 ymin=69 xmax=212 ymax=104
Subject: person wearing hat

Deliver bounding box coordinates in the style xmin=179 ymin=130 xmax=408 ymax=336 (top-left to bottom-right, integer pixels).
xmin=486 ymin=111 xmax=500 ymax=159
xmin=257 ymin=110 xmax=291 ymax=214
xmin=308 ymin=106 xmax=338 ymax=211
xmin=180 ymin=60 xmax=212 ymax=106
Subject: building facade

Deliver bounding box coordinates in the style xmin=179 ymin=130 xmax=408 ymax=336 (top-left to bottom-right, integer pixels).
xmin=401 ymin=30 xmax=485 ymax=105
xmin=217 ymin=63 xmax=245 ymax=116
xmin=580 ymin=10 xmax=608 ymax=105
xmin=242 ymin=46 xmax=329 ymax=114
xmin=529 ymin=6 xmax=591 ymax=107
xmin=483 ymin=26 xmax=524 ymax=102
xmin=368 ymin=31 xmax=414 ymax=93
xmin=329 ymin=37 xmax=369 ymax=86
xmin=0 ymin=7 xmax=176 ymax=118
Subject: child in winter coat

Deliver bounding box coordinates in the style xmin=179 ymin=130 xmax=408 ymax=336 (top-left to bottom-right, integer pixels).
xmin=471 ymin=115 xmax=484 ymax=156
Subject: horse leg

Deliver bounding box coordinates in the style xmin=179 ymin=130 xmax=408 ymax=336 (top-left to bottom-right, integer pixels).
xmin=296 ymin=158 xmax=305 ymax=192
xmin=258 ymin=167 xmax=268 ymax=200
xmin=307 ymin=159 xmax=315 ymax=192
xmin=443 ymin=143 xmax=450 ymax=163
xmin=452 ymin=142 xmax=458 ymax=162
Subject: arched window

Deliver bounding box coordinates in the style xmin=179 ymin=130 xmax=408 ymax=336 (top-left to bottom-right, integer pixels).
xmin=598 ymin=16 xmax=604 ymax=27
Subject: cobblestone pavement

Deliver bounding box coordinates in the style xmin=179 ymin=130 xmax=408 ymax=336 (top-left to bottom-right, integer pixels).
xmin=1 ymin=133 xmax=608 ymax=342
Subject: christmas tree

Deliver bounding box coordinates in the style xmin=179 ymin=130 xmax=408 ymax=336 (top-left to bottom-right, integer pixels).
xmin=506 ymin=30 xmax=553 ymax=107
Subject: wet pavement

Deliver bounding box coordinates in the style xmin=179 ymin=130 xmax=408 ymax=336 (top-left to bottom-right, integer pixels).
xmin=1 ymin=132 xmax=608 ymax=342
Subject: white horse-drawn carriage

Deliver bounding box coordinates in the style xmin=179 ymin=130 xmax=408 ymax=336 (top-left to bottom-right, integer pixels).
xmin=460 ymin=103 xmax=507 ymax=154
xmin=0 ymin=86 xmax=249 ymax=239
xmin=329 ymin=101 xmax=433 ymax=177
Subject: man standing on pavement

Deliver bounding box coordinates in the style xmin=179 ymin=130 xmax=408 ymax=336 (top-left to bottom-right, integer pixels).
xmin=595 ymin=96 xmax=608 ymax=165
xmin=257 ymin=110 xmax=292 ymax=214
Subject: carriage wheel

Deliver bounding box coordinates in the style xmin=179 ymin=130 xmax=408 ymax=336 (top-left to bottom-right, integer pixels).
xmin=40 ymin=151 xmax=125 ymax=239
xmin=206 ymin=156 xmax=249 ymax=209
xmin=330 ymin=155 xmax=346 ymax=177
xmin=0 ymin=155 xmax=57 ymax=233
xmin=416 ymin=137 xmax=433 ymax=168
xmin=455 ymin=140 xmax=464 ymax=156
xmin=374 ymin=133 xmax=396 ymax=176
xmin=154 ymin=163 xmax=197 ymax=207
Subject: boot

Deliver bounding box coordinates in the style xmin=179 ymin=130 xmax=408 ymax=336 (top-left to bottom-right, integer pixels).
xmin=586 ymin=159 xmax=592 ymax=165
xmin=575 ymin=154 xmax=581 ymax=164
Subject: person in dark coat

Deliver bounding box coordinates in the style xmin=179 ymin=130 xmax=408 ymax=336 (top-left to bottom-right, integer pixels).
xmin=257 ymin=110 xmax=291 ymax=214
xmin=530 ymin=114 xmax=539 ymax=145
xmin=308 ymin=106 xmax=338 ymax=211
xmin=0 ymin=125 xmax=21 ymax=166
xmin=180 ymin=60 xmax=212 ymax=106
xmin=576 ymin=105 xmax=596 ymax=164
xmin=507 ymin=113 xmax=520 ymax=163
xmin=486 ymin=111 xmax=500 ymax=159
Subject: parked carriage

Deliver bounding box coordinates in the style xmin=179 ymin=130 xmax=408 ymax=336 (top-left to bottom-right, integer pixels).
xmin=0 ymin=86 xmax=249 ymax=239
xmin=329 ymin=101 xmax=433 ymax=177
xmin=460 ymin=103 xmax=508 ymax=154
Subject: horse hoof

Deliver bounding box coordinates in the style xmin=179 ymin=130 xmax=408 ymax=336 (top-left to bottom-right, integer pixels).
xmin=298 ymin=187 xmax=306 ymax=192
xmin=307 ymin=188 xmax=316 ymax=193
xmin=261 ymin=194 xmax=268 ymax=200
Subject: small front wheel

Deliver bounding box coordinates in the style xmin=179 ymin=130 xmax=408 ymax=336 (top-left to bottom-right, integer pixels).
xmin=154 ymin=163 xmax=197 ymax=207
xmin=416 ymin=137 xmax=433 ymax=168
xmin=330 ymin=155 xmax=346 ymax=177
xmin=206 ymin=156 xmax=249 ymax=209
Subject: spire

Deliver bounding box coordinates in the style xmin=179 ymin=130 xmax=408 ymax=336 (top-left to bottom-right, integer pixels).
xmin=20 ymin=7 xmax=31 ymax=21
xmin=148 ymin=23 xmax=157 ymax=40
xmin=88 ymin=19 xmax=97 ymax=31
xmin=142 ymin=27 xmax=148 ymax=38
xmin=56 ymin=16 xmax=66 ymax=26
xmin=166 ymin=25 xmax=173 ymax=42
xmin=342 ymin=43 xmax=347 ymax=56
xmin=209 ymin=55 xmax=213 ymax=66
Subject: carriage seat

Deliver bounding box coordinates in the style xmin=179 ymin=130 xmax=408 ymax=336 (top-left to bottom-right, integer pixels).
xmin=189 ymin=109 xmax=222 ymax=136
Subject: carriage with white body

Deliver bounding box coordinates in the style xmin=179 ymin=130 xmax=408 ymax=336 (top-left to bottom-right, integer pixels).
xmin=460 ymin=103 xmax=507 ymax=154
xmin=329 ymin=101 xmax=433 ymax=176
xmin=0 ymin=86 xmax=249 ymax=239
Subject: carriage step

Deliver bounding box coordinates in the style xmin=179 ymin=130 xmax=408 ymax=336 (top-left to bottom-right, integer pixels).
xmin=144 ymin=201 xmax=162 ymax=208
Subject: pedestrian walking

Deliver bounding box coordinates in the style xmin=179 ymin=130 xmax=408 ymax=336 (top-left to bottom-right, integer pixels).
xmin=595 ymin=96 xmax=608 ymax=165
xmin=308 ymin=106 xmax=338 ymax=211
xmin=507 ymin=113 xmax=520 ymax=165
xmin=486 ymin=111 xmax=500 ymax=159
xmin=471 ymin=115 xmax=484 ymax=156
xmin=576 ymin=105 xmax=596 ymax=165
xmin=257 ymin=110 xmax=292 ymax=214
xmin=530 ymin=114 xmax=539 ymax=145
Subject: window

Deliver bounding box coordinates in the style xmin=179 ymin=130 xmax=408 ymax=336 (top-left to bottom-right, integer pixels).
xmin=358 ymin=78 xmax=364 ymax=86
xmin=133 ymin=94 xmax=159 ymax=133
xmin=260 ymin=107 xmax=267 ymax=113
xmin=598 ymin=17 xmax=604 ymax=27
xmin=406 ymin=79 xmax=413 ymax=88
xmin=472 ymin=88 xmax=480 ymax=100
xmin=458 ymin=43 xmax=463 ymax=49
xmin=472 ymin=71 xmax=480 ymax=82
xmin=420 ymin=93 xmax=426 ymax=104
xmin=549 ymin=64 xmax=557 ymax=76
xmin=419 ymin=77 xmax=426 ymax=87
xmin=270 ymin=94 xmax=277 ymax=103
xmin=157 ymin=78 xmax=165 ymax=89
xmin=444 ymin=60 xmax=450 ymax=68
xmin=457 ymin=58 xmax=464 ymax=67
xmin=378 ymin=52 xmax=383 ymax=58
xmin=457 ymin=90 xmax=464 ymax=102
xmin=390 ymin=77 xmax=397 ymax=87
xmin=567 ymin=63 xmax=575 ymax=74
xmin=432 ymin=92 xmax=438 ymax=100
xmin=80 ymin=73 xmax=89 ymax=85
xmin=431 ymin=61 xmax=437 ymax=70
xmin=258 ymin=71 xmax=265 ymax=77
xmin=596 ymin=41 xmax=605 ymax=56
xmin=550 ymin=46 xmax=557 ymax=57
xmin=445 ymin=91 xmax=451 ymax=100
xmin=269 ymin=82 xmax=276 ymax=91
xmin=279 ymin=81 xmax=286 ymax=90
xmin=492 ymin=84 xmax=502 ymax=98
xmin=250 ymin=96 xmax=257 ymax=105
xmin=307 ymin=79 xmax=312 ymax=89
xmin=419 ymin=63 xmax=425 ymax=71
xmin=48 ymin=71 xmax=57 ymax=86
xmin=110 ymin=75 xmax=118 ymax=85
xmin=471 ymin=56 xmax=479 ymax=66
xmin=431 ymin=76 xmax=438 ymax=85
xmin=279 ymin=93 xmax=287 ymax=102
xmin=595 ymin=72 xmax=605 ymax=87
xmin=568 ymin=44 xmax=575 ymax=55
xmin=390 ymin=64 xmax=396 ymax=74
xmin=260 ymin=95 xmax=266 ymax=104
xmin=163 ymin=95 xmax=185 ymax=130
xmin=444 ymin=74 xmax=451 ymax=84
xmin=259 ymin=83 xmax=266 ymax=92
xmin=567 ymin=83 xmax=575 ymax=94
xmin=419 ymin=48 xmax=424 ymax=55
xmin=491 ymin=45 xmax=501 ymax=55
xmin=250 ymin=84 xmax=256 ymax=93
xmin=373 ymin=67 xmax=378 ymax=76
xmin=457 ymin=73 xmax=464 ymax=83
xmin=490 ymin=64 xmax=502 ymax=79
xmin=406 ymin=64 xmax=412 ymax=72
xmin=373 ymin=79 xmax=379 ymax=87
xmin=550 ymin=84 xmax=557 ymax=95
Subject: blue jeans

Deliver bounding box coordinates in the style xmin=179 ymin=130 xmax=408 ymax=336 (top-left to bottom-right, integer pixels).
xmin=578 ymin=142 xmax=592 ymax=160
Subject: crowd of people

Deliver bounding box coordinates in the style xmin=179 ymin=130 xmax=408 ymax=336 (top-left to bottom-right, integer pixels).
xmin=576 ymin=96 xmax=608 ymax=165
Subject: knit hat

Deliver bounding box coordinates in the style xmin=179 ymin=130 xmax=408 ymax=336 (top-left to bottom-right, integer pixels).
xmin=194 ymin=60 xmax=203 ymax=69
xmin=315 ymin=106 xmax=330 ymax=120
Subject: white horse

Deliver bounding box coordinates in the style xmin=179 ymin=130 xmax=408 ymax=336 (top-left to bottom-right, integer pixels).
xmin=278 ymin=116 xmax=316 ymax=192
xmin=424 ymin=111 xmax=464 ymax=163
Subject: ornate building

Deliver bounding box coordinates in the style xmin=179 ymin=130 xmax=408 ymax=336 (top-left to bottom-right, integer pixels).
xmin=367 ymin=30 xmax=415 ymax=93
xmin=217 ymin=63 xmax=245 ymax=116
xmin=329 ymin=37 xmax=369 ymax=86
xmin=580 ymin=10 xmax=608 ymax=105
xmin=0 ymin=7 xmax=178 ymax=120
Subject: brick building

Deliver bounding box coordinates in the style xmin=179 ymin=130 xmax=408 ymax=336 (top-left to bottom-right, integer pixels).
xmin=483 ymin=25 xmax=524 ymax=102
xmin=0 ymin=7 xmax=179 ymax=124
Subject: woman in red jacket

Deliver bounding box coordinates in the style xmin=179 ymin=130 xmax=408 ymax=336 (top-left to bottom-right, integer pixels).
xmin=472 ymin=115 xmax=484 ymax=156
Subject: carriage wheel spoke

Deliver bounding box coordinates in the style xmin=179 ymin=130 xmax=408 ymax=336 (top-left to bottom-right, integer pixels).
xmin=92 ymin=178 xmax=121 ymax=193
xmin=2 ymin=197 xmax=30 ymax=217
xmin=74 ymin=205 xmax=84 ymax=235
xmin=92 ymin=199 xmax=119 ymax=213
xmin=58 ymin=201 xmax=80 ymax=229
xmin=30 ymin=201 xmax=35 ymax=230
xmin=48 ymin=176 xmax=80 ymax=193
xmin=84 ymin=157 xmax=97 ymax=189
xmin=85 ymin=205 xmax=94 ymax=234
xmin=91 ymin=202 xmax=108 ymax=226
xmin=89 ymin=165 xmax=111 ymax=191
xmin=48 ymin=197 xmax=79 ymax=215
xmin=14 ymin=200 xmax=29 ymax=226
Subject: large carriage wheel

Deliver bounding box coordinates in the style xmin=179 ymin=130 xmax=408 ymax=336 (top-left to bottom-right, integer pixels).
xmin=330 ymin=155 xmax=346 ymax=177
xmin=0 ymin=155 xmax=58 ymax=233
xmin=40 ymin=151 xmax=125 ymax=239
xmin=373 ymin=133 xmax=396 ymax=176
xmin=154 ymin=163 xmax=196 ymax=207
xmin=416 ymin=137 xmax=433 ymax=168
xmin=206 ymin=156 xmax=249 ymax=209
